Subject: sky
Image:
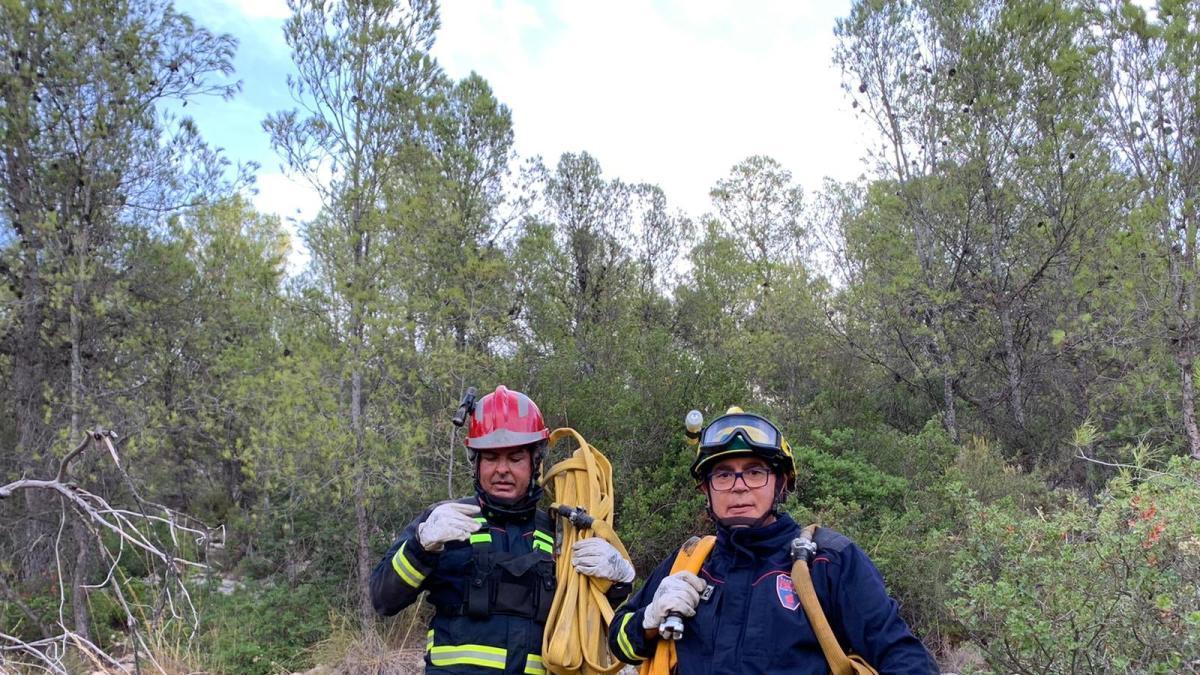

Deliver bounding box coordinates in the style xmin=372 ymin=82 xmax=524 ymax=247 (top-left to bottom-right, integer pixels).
xmin=172 ymin=0 xmax=870 ymax=259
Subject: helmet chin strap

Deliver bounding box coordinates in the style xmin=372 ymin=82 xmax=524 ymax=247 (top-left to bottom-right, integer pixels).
xmin=477 ymin=481 xmax=543 ymax=521
xmin=473 ymin=442 xmax=546 ymax=521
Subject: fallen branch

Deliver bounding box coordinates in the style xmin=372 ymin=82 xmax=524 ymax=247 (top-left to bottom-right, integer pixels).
xmin=1 ymin=428 xmax=214 ymax=674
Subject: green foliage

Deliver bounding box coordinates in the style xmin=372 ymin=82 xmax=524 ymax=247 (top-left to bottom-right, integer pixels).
xmin=945 ymin=437 xmax=1050 ymax=510
xmin=197 ymin=582 xmax=332 ymax=675
xmin=7 ymin=0 xmax=1200 ymax=671
xmin=0 ymin=586 xmax=59 ymax=643
xmin=790 ymin=444 xmax=909 ymax=517
xmin=85 ymin=586 xmax=129 ymax=651
xmin=949 ymin=457 xmax=1200 ymax=673
xmin=808 ymin=419 xmax=959 ymax=484
xmin=791 ymin=431 xmax=1056 ymax=655
xmin=617 ymin=443 xmax=708 ymax=572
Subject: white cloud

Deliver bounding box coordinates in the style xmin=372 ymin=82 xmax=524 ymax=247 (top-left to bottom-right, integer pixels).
xmin=181 ymin=0 xmax=874 ymax=261
xmin=176 ymin=0 xmax=293 ymax=60
xmin=433 ymin=0 xmax=868 ymax=218
xmin=253 ymin=172 xmax=322 ymax=274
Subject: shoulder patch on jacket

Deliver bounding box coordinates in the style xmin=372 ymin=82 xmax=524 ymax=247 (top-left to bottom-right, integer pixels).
xmin=776 ymin=574 xmax=801 ymax=610
xmin=813 ymin=526 xmax=852 ymax=553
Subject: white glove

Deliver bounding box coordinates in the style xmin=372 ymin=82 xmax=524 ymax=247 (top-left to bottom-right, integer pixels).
xmin=571 ymin=537 xmax=635 ymax=583
xmin=642 ymin=571 xmax=706 ymax=630
xmin=417 ymin=502 xmax=483 ymax=552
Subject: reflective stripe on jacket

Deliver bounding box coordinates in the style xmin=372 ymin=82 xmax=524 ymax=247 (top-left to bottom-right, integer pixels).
xmin=370 ymin=496 xmax=552 ymax=675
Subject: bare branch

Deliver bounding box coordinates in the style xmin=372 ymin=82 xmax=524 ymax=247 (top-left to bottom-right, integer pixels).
xmin=0 ymin=429 xmax=212 ymax=673
xmin=1074 ymin=451 xmax=1176 ymax=480
xmin=0 ymin=631 xmax=70 ymax=675
xmin=53 ymin=434 xmax=92 ymax=484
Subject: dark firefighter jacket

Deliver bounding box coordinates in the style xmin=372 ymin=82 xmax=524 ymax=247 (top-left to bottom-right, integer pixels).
xmin=608 ymin=513 xmax=938 ymax=675
xmin=370 ymin=496 xmax=630 ymax=675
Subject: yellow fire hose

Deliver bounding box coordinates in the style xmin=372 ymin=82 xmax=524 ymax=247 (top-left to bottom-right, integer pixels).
xmin=541 ymin=427 xmax=632 ymax=675
xmin=638 ymin=535 xmax=716 ymax=675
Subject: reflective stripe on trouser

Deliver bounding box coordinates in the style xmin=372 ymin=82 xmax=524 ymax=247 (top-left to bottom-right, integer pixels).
xmin=524 ymin=653 xmax=545 ymax=675
xmin=424 ymin=639 xmax=544 ymax=673
xmin=429 ymin=643 xmax=507 ymax=669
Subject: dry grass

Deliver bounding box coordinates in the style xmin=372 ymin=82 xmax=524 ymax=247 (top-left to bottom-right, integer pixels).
xmin=299 ymin=605 xmax=430 ymax=675
xmin=1 ymin=604 xmax=436 ymax=674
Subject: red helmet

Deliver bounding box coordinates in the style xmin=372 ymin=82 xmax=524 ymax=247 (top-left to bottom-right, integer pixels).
xmin=465 ymin=385 xmax=549 ymax=450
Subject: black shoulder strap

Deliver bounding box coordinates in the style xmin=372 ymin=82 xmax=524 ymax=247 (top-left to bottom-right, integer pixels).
xmin=812 ymin=525 xmax=852 ymax=554
xmin=466 ymin=513 xmax=493 ymax=618
xmin=532 ymin=509 xmax=555 ymax=555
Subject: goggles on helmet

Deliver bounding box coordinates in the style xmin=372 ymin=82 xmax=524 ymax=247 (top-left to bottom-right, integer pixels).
xmin=699 ymin=413 xmax=782 ymax=452
xmin=690 ymin=412 xmax=794 ymax=481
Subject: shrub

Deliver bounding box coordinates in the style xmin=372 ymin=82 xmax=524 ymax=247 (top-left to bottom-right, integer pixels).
xmin=809 ymin=419 xmax=959 ymax=486
xmin=791 ymin=444 xmax=910 ymax=517
xmin=949 ymin=457 xmax=1200 ymax=674
xmin=197 ymin=580 xmax=332 ymax=674
xmin=617 ymin=443 xmax=708 ymax=573
xmin=790 ymin=434 xmax=1060 ymax=660
xmin=947 ymin=436 xmax=1049 ymax=510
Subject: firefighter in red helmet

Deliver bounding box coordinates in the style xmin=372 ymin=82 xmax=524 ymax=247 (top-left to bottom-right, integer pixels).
xmin=370 ymin=386 xmax=633 ymax=675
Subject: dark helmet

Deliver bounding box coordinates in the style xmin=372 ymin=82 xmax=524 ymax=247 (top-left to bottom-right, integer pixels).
xmin=690 ymin=406 xmax=796 ymax=491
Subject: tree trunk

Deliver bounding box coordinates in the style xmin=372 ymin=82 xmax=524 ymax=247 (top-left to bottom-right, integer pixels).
xmin=69 ymin=274 xmax=92 ymax=642
xmin=448 ymin=422 xmax=456 ymax=500
xmin=1171 ymin=194 xmax=1200 ymax=458
xmin=1176 ymin=347 xmax=1200 ymax=460
xmin=13 ymin=223 xmax=52 ymax=581
xmin=15 ymin=279 xmax=49 ymax=581
xmin=354 ymin=455 xmax=373 ymax=628
xmin=941 ymin=356 xmax=960 ymax=444
xmin=70 ymin=518 xmax=92 ymax=642
xmin=351 ymin=326 xmax=374 ymax=628
xmin=999 ymin=304 xmax=1027 ymax=431
xmin=984 ymin=166 xmax=1027 ymax=436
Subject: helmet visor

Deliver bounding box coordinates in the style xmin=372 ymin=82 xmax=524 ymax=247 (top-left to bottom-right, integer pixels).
xmin=699 ymin=414 xmax=782 ymax=452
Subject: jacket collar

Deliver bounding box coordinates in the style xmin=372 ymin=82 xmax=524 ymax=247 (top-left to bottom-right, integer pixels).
xmin=477 ymin=484 xmax=543 ymax=523
xmin=716 ymin=512 xmax=800 ymax=560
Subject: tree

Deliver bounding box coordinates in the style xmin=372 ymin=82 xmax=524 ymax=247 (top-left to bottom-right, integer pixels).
xmin=264 ymin=0 xmax=440 ymax=626
xmin=928 ymin=0 xmax=1113 ymax=457
xmin=115 ymin=197 xmax=287 ymax=520
xmin=835 ymin=0 xmax=966 ymax=440
xmin=394 ymin=72 xmax=533 ymax=501
xmin=1100 ymin=0 xmax=1200 ymax=460
xmin=1 ymin=0 xmax=242 ymax=639
xmin=709 ymin=155 xmax=805 ymax=293
xmin=833 ymin=0 xmax=1118 ymax=459
xmin=510 ymin=153 xmax=697 ymax=485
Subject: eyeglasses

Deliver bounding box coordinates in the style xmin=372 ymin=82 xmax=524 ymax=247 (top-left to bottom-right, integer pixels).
xmin=707 ymin=466 xmax=772 ymax=492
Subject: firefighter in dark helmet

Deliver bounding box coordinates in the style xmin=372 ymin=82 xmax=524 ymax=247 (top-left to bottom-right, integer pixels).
xmin=609 ymin=407 xmax=937 ymax=674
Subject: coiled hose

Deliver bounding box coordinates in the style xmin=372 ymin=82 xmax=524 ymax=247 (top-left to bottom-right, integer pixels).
xmin=541 ymin=427 xmax=632 ymax=675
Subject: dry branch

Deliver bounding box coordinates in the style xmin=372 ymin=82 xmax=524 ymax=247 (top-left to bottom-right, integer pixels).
xmin=0 ymin=428 xmax=214 ymax=674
